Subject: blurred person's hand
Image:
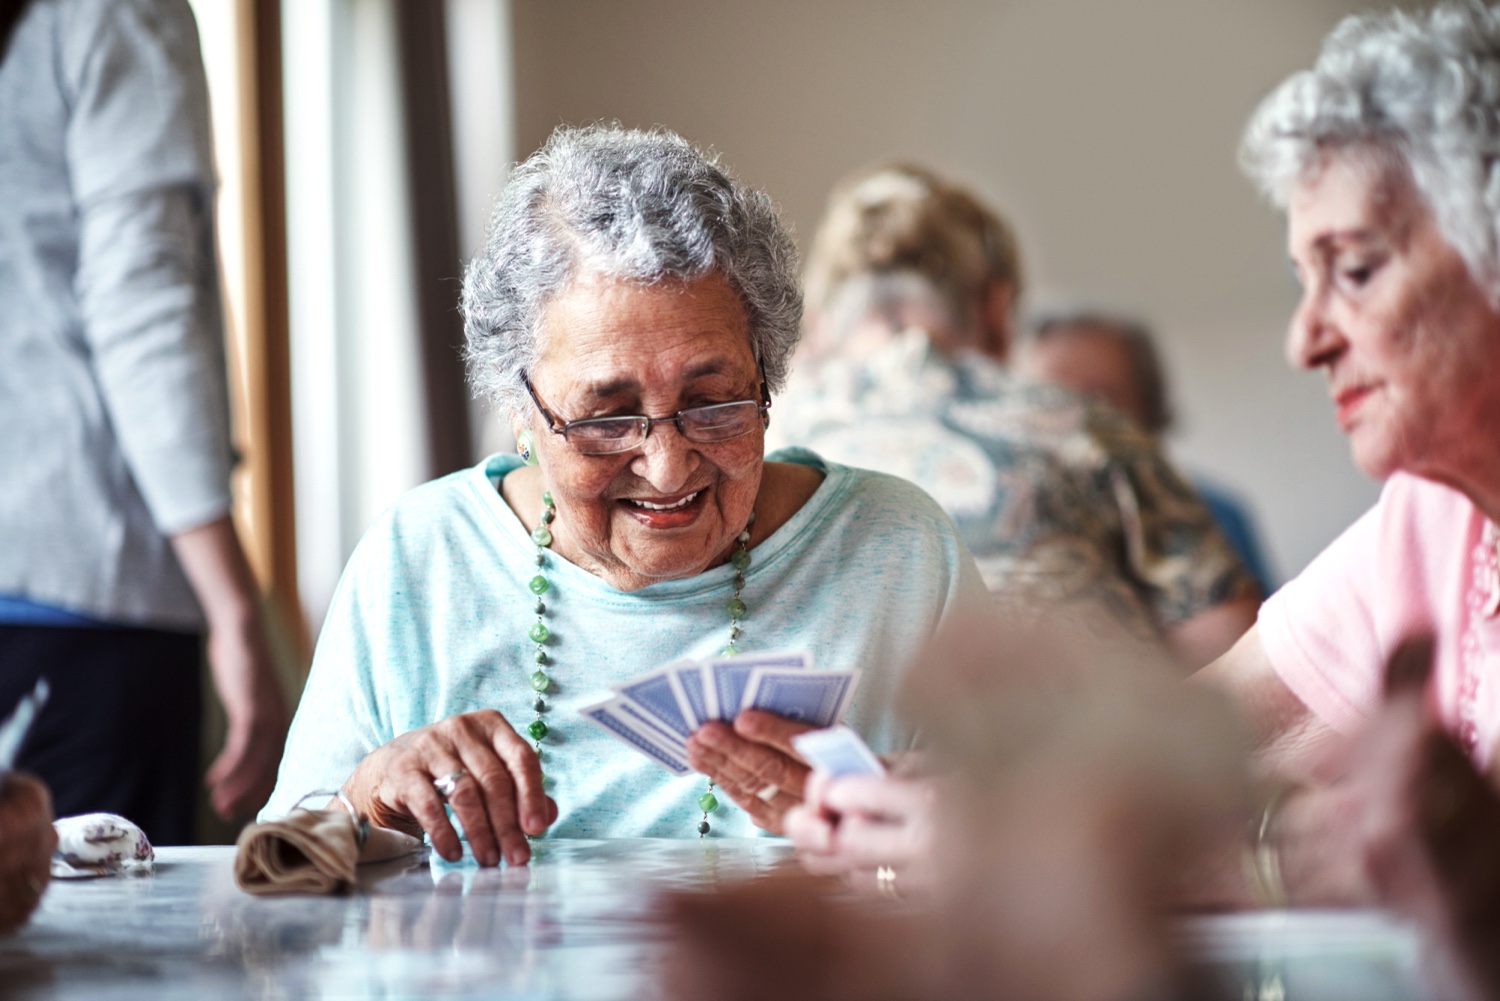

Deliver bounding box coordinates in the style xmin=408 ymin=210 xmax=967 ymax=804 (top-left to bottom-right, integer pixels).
xmin=661 ymin=611 xmax=1249 ymax=1001
xmin=1242 ymin=638 xmax=1500 ymax=918
xmin=1324 ymin=637 xmax=1500 ymax=999
xmin=0 ymin=772 xmax=56 ymax=934
xmin=660 ymin=875 xmax=926 ymax=1001
xmin=202 ymin=611 xmax=289 ymax=821
xmin=171 ymin=516 xmax=289 ymax=822
xmin=786 ymin=770 xmax=938 ymax=897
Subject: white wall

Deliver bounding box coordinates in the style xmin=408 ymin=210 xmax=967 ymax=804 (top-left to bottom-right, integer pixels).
xmin=509 ymin=0 xmax=1396 ymax=582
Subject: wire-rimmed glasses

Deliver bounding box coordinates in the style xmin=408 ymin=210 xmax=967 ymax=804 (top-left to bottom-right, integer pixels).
xmin=520 ymin=371 xmax=770 ymax=456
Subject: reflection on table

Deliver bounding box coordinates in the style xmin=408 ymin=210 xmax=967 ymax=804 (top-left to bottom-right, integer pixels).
xmin=3 ymin=840 xmax=794 ymax=1000
xmin=0 ymin=841 xmax=1431 ymax=1000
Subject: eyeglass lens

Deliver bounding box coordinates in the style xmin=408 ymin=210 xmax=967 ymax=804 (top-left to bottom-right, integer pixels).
xmin=566 ymin=401 xmax=761 ymax=454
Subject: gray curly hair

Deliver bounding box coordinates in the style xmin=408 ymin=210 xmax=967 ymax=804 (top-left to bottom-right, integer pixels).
xmin=461 ymin=124 xmax=803 ymax=417
xmin=1240 ymin=1 xmax=1500 ymax=297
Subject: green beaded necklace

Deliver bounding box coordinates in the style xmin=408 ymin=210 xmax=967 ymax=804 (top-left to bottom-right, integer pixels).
xmin=523 ymin=489 xmax=754 ymax=837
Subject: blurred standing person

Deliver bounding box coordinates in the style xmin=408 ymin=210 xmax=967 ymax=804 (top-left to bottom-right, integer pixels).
xmin=0 ymin=0 xmax=286 ymax=842
xmin=1019 ymin=311 xmax=1276 ymax=593
xmin=775 ymin=164 xmax=1259 ymax=669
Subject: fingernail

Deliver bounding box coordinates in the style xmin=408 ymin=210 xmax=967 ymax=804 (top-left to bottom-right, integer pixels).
xmin=506 ymin=847 xmax=528 ymax=866
xmin=526 ymin=813 xmax=545 ymax=832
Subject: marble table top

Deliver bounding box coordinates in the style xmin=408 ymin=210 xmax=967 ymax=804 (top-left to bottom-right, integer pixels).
xmin=2 ymin=839 xmax=798 ymax=1000
xmin=0 ymin=840 xmax=1429 ymax=1000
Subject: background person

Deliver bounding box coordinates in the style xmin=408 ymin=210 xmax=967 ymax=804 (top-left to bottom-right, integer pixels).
xmin=263 ymin=125 xmax=989 ymax=865
xmin=1019 ymin=310 xmax=1275 ymax=593
xmin=774 ymin=163 xmax=1259 ymax=670
xmin=1192 ymin=0 xmax=1500 ymax=908
xmin=0 ymin=0 xmax=286 ymax=844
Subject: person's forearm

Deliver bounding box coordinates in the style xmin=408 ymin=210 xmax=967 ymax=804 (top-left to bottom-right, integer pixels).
xmin=1163 ymin=598 xmax=1259 ymax=673
xmin=168 ymin=515 xmax=261 ymax=632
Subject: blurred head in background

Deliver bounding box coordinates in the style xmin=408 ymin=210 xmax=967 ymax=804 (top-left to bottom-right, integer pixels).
xmin=1019 ymin=311 xmax=1172 ymax=435
xmin=801 ymin=163 xmax=1022 ymax=363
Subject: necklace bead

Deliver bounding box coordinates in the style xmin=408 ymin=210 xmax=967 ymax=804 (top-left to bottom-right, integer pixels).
xmin=521 ymin=484 xmax=754 ymax=837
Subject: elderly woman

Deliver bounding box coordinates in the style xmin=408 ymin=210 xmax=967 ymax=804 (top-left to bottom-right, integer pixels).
xmin=1194 ymin=0 xmax=1500 ymax=907
xmin=793 ymin=1 xmax=1500 ymax=919
xmin=263 ymin=125 xmax=986 ymax=866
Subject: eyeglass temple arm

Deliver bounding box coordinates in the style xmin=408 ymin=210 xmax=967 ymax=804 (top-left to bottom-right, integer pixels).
xmin=520 ymin=372 xmax=568 ymax=434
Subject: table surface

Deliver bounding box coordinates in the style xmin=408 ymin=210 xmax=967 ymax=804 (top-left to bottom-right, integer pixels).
xmin=0 ymin=842 xmax=1430 ymax=1000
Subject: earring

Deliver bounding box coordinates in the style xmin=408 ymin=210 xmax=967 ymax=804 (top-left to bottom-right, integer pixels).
xmin=517 ymin=429 xmax=539 ymax=466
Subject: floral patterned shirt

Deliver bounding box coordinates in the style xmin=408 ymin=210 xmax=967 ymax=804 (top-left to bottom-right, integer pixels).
xmin=771 ymin=331 xmax=1257 ymax=640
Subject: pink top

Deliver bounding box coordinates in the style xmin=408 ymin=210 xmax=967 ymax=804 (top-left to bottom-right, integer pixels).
xmin=1259 ymin=473 xmax=1500 ymax=767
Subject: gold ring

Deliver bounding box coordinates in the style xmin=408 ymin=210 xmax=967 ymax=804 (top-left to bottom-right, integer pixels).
xmin=756 ymin=784 xmax=779 ymax=802
xmin=433 ymin=768 xmax=469 ymax=800
xmin=875 ymin=865 xmax=900 ymax=901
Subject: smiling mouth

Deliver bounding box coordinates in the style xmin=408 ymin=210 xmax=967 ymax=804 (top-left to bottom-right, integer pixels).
xmin=624 ymin=490 xmax=701 ymax=511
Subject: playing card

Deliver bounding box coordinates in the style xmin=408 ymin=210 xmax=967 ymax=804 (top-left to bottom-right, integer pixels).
xmin=705 ymin=651 xmax=811 ymax=720
xmin=578 ymin=697 xmax=691 ymax=775
xmin=614 ymin=664 xmax=696 ymax=741
xmin=791 ymin=724 xmax=886 ymax=778
xmin=669 ymin=662 xmax=710 ymax=729
xmin=741 ymin=668 xmax=860 ymax=728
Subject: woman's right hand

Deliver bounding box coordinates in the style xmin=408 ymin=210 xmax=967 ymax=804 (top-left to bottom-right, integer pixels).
xmin=342 ymin=710 xmax=556 ymax=867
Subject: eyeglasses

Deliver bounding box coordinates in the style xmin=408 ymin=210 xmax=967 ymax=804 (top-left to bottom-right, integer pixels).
xmin=520 ymin=370 xmax=771 ymax=456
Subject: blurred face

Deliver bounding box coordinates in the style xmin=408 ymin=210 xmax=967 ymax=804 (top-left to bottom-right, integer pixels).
xmin=521 ymin=270 xmax=766 ymax=591
xmin=1286 ymin=153 xmax=1500 ymax=483
xmin=1017 ymin=327 xmax=1150 ymax=429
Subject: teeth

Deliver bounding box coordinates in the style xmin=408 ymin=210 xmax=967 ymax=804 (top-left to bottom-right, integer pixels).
xmin=629 ymin=491 xmax=699 ymax=511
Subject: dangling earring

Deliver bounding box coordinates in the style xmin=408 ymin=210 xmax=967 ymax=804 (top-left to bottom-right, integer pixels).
xmin=517 ymin=429 xmax=539 ymax=466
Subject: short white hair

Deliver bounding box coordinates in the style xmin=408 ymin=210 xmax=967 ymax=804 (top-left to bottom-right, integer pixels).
xmin=1240 ymin=1 xmax=1500 ymax=296
xmin=462 ymin=124 xmax=802 ymax=417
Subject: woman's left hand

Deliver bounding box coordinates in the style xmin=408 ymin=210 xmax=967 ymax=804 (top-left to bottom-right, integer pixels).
xmin=685 ymin=710 xmax=815 ymax=833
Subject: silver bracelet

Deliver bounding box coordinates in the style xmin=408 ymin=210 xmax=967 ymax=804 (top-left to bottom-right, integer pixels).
xmin=289 ymin=789 xmax=370 ymax=848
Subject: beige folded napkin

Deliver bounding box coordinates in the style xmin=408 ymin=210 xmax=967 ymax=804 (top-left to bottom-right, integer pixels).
xmin=234 ymin=807 xmax=422 ymax=896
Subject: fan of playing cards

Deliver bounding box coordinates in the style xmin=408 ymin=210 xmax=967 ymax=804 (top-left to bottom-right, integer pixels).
xmin=578 ymin=652 xmax=861 ymax=776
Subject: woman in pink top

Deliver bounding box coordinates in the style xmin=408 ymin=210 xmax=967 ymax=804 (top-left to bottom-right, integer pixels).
xmin=792 ymin=5 xmax=1500 ymax=984
xmin=1192 ymin=0 xmax=1500 ymax=946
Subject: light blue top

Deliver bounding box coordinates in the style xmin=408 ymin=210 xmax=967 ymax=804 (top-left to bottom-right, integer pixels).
xmin=265 ymin=450 xmax=988 ymax=839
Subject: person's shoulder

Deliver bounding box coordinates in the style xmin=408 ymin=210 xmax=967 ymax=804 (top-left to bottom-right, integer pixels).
xmin=353 ymin=458 xmax=502 ymax=553
xmin=951 ymin=362 xmax=1149 ymax=458
xmin=790 ymin=449 xmax=958 ymax=533
xmin=1375 ymin=472 xmax=1484 ymax=536
xmin=59 ymin=0 xmax=198 ymax=53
